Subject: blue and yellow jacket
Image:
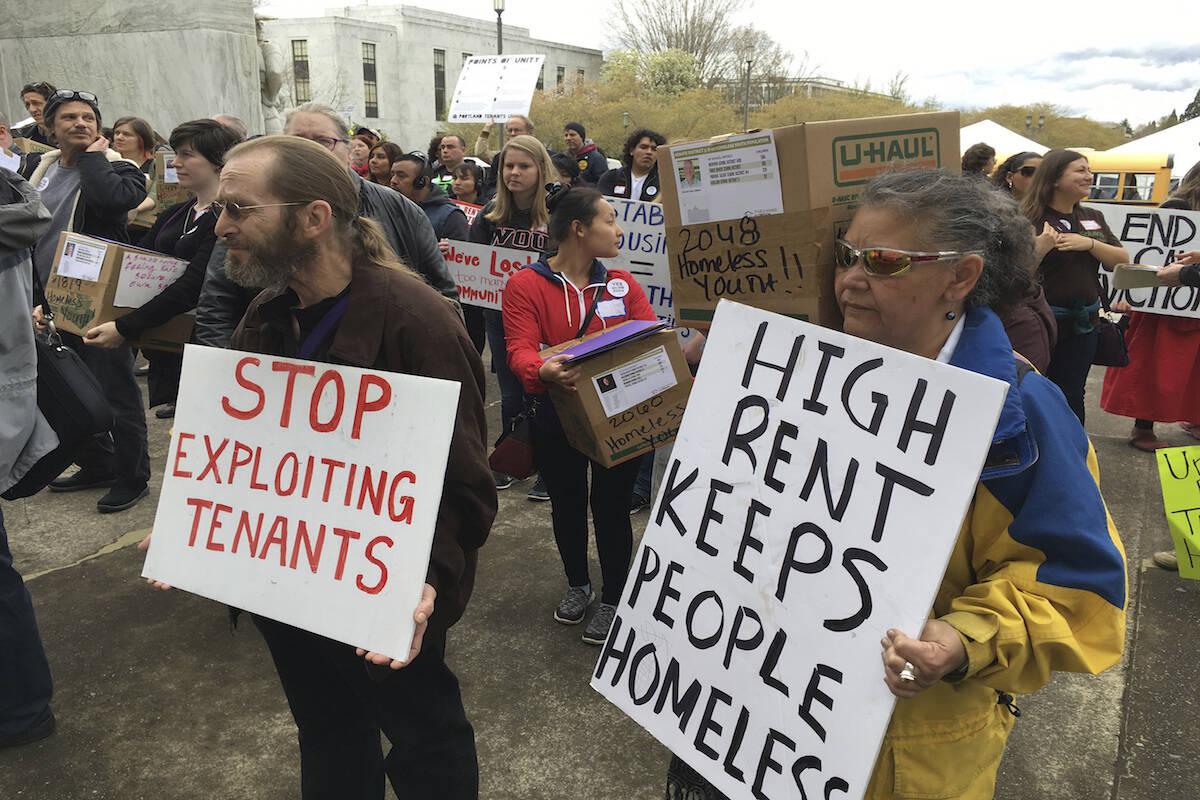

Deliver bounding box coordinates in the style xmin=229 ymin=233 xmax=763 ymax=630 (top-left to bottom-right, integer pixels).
xmin=866 ymin=307 xmax=1127 ymax=800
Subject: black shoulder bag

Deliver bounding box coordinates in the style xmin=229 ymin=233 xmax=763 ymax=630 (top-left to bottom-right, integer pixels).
xmin=488 ymin=283 xmax=606 ymax=478
xmin=1091 ymin=269 xmax=1130 ymax=368
xmin=2 ymin=267 xmax=115 ymax=500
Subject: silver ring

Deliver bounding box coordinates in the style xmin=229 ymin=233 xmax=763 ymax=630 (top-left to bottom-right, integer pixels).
xmin=899 ymin=661 xmax=917 ymax=682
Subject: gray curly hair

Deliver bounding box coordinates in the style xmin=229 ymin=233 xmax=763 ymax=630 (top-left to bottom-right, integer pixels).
xmin=858 ymin=168 xmax=1035 ymax=314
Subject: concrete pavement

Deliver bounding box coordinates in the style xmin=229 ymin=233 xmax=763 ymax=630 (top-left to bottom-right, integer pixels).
xmin=1 ymin=361 xmax=1196 ymax=799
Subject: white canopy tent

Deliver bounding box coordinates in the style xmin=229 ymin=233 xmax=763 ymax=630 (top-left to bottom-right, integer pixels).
xmin=1109 ymin=117 xmax=1200 ymax=178
xmin=959 ymin=120 xmax=1044 ymax=158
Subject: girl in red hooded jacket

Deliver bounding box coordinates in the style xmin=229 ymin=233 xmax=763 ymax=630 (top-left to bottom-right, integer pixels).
xmin=502 ymin=186 xmax=656 ymax=646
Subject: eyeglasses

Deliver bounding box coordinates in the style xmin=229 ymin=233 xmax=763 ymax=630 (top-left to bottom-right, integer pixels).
xmin=50 ymin=90 xmax=98 ymax=104
xmin=290 ymin=133 xmax=349 ymax=151
xmin=1016 ymin=166 xmax=1038 ymax=177
xmin=213 ymin=200 xmax=308 ymax=220
xmin=834 ymin=239 xmax=980 ymax=277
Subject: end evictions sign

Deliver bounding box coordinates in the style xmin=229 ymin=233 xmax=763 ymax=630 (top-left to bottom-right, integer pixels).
xmin=591 ymin=301 xmax=1008 ymax=800
xmin=141 ymin=345 xmax=461 ymax=659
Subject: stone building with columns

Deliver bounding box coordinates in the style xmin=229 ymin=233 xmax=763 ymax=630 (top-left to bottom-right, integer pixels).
xmin=261 ymin=4 xmax=603 ymax=149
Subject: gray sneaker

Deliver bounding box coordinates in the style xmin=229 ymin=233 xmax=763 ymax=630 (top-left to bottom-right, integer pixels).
xmin=554 ymin=586 xmax=594 ymax=625
xmin=582 ymin=603 xmax=617 ymax=645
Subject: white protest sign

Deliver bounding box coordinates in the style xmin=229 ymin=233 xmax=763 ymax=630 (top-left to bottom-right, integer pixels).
xmin=670 ymin=132 xmax=785 ymax=225
xmin=1084 ymin=202 xmax=1200 ymax=319
xmin=448 ymin=55 xmax=546 ymax=123
xmin=443 ymin=240 xmax=538 ymax=310
xmin=591 ymin=300 xmax=1009 ymax=800
xmin=113 ymin=250 xmax=190 ymax=308
xmin=141 ymin=345 xmax=460 ymax=658
xmin=54 ymin=234 xmax=107 ymax=282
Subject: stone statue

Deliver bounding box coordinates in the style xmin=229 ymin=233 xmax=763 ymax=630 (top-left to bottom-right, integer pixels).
xmin=256 ymin=17 xmax=285 ymax=135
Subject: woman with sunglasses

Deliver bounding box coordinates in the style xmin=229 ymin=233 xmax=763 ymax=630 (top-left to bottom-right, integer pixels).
xmin=502 ymin=185 xmax=656 ymax=646
xmin=1020 ymin=150 xmax=1129 ymax=423
xmin=83 ymin=120 xmax=241 ymax=417
xmin=666 ymin=169 xmax=1125 ymax=800
xmin=991 ymin=151 xmax=1042 ymax=200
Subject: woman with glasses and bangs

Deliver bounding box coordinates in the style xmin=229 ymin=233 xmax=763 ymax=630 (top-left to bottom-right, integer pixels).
xmin=665 ymin=168 xmax=1126 ymax=800
xmin=1021 ymin=149 xmax=1129 ymax=424
xmin=82 ymin=119 xmax=241 ymax=417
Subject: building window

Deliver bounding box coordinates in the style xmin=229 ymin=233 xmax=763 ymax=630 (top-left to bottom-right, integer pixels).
xmin=577 ymin=68 xmax=585 ymax=80
xmin=462 ymin=52 xmax=472 ymax=66
xmin=292 ymin=40 xmax=311 ymax=103
xmin=362 ymin=42 xmax=378 ymax=118
xmin=537 ymin=65 xmax=544 ymax=91
xmin=434 ymin=49 xmax=446 ymax=119
xmin=556 ymin=66 xmax=565 ymax=87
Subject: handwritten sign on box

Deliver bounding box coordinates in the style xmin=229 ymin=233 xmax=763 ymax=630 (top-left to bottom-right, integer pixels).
xmin=141 ymin=345 xmax=460 ymax=658
xmin=591 ymin=300 xmax=1007 ymax=800
xmin=114 ymin=250 xmax=190 ymax=308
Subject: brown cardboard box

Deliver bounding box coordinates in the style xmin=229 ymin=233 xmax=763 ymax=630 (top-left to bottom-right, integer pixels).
xmin=133 ymin=150 xmax=192 ymax=227
xmin=540 ymin=322 xmax=692 ymax=467
xmin=13 ymin=137 xmax=53 ymax=154
xmin=658 ymin=111 xmax=960 ymax=329
xmin=45 ymin=232 xmax=194 ymax=352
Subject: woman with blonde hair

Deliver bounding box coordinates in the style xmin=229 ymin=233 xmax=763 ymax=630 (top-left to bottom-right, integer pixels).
xmin=469 ymin=134 xmax=555 ymax=495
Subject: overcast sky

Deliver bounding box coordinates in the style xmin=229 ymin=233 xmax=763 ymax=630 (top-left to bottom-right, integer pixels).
xmin=259 ymin=0 xmax=1200 ymax=127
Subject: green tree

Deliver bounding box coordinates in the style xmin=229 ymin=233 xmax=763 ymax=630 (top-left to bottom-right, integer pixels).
xmin=1184 ymin=89 xmax=1200 ymax=121
xmin=643 ymin=50 xmax=702 ymax=95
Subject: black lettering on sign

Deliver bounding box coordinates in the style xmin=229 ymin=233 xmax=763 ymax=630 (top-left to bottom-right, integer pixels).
xmin=752 ymin=729 xmax=796 ymax=800
xmin=686 ymin=590 xmax=725 ymax=649
xmin=627 ymin=543 xmax=660 ymax=610
xmin=759 ymin=629 xmax=790 ymax=697
xmin=763 ymin=421 xmax=799 ymax=492
xmin=655 ymin=459 xmax=699 ymax=534
xmin=823 ymin=548 xmax=888 ymax=632
xmin=694 ymin=687 xmax=734 ymax=760
xmin=733 ymin=500 xmax=772 ymax=583
xmin=723 ymin=395 xmax=770 ymax=470
xmin=776 ymin=522 xmax=833 ymax=602
xmin=872 ymin=463 xmax=935 ymax=542
xmin=803 ymin=341 xmax=846 ymax=415
xmin=796 ymin=664 xmax=843 ymax=742
xmin=654 ymin=658 xmax=703 ymax=733
xmin=723 ymin=606 xmax=765 ymax=669
xmin=898 ymin=379 xmax=955 ymax=465
xmin=743 ymin=320 xmax=804 ymax=400
xmin=696 ymin=479 xmax=734 ymax=556
xmin=799 ymin=438 xmax=859 ymax=522
xmin=841 ymin=358 xmax=887 ymax=434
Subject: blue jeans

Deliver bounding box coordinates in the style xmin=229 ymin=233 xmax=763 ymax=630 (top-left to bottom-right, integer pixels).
xmin=1046 ymin=329 xmax=1098 ymax=425
xmin=484 ymin=310 xmax=525 ymax=434
xmin=0 ymin=506 xmax=53 ymax=735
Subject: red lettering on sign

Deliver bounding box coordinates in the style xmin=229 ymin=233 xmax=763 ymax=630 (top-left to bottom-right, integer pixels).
xmin=173 ymin=432 xmax=194 ymax=478
xmin=352 ymin=375 xmax=392 ymax=439
xmin=273 ymin=361 xmax=316 ymax=428
xmin=186 ymin=497 xmax=214 ymax=547
xmin=357 ymin=536 xmax=393 ymax=594
xmin=309 ymin=370 xmax=345 ymax=433
xmin=332 ymin=527 xmax=362 ymax=580
xmin=206 ymin=503 xmax=233 ymax=552
xmin=222 ymin=357 xmax=266 ymax=420
xmin=197 ymin=436 xmax=229 ymax=483
xmin=289 ymin=520 xmax=326 ymax=573
xmin=389 ymin=471 xmax=416 ymax=523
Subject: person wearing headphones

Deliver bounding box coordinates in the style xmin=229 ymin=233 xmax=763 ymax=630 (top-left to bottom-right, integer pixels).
xmin=391 ymin=151 xmax=469 ymax=243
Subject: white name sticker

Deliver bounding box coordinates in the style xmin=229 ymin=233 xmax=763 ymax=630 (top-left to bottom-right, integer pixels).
xmin=597 ymin=298 xmax=626 ymax=318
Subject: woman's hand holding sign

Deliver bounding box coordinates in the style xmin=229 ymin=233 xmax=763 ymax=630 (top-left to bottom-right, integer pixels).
xmin=357 ymin=582 xmax=436 ymax=669
xmin=880 ymin=620 xmax=968 ymax=699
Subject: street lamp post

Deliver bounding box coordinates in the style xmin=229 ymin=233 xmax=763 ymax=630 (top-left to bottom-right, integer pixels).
xmin=742 ymin=60 xmax=753 ymax=132
xmin=495 ymin=0 xmax=505 ymax=151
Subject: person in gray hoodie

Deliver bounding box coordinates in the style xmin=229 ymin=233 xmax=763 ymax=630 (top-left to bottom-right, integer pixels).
xmin=0 ymin=167 xmax=57 ymax=748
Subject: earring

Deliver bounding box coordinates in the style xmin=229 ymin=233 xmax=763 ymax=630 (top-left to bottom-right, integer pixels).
xmin=945 ymin=310 xmax=957 ymax=320
xmin=1006 ymin=181 xmax=1013 ymax=189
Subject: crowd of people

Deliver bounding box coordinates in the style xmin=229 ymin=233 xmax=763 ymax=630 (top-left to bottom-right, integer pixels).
xmin=0 ymin=77 xmax=1195 ymax=799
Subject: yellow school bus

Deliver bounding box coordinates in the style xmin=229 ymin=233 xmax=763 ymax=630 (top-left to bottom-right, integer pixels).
xmin=1077 ymin=150 xmax=1175 ymax=206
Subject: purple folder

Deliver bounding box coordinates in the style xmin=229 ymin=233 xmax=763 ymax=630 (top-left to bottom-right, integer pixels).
xmin=557 ymin=320 xmax=667 ymax=362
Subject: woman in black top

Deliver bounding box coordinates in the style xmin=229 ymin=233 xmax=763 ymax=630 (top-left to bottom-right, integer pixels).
xmin=83 ymin=119 xmax=241 ymax=412
xmin=1021 ymin=149 xmax=1129 ymax=423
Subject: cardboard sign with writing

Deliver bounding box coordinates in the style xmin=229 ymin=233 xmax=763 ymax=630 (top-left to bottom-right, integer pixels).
xmin=659 ymin=112 xmax=960 ymax=330
xmin=443 ymin=240 xmax=538 ymax=310
xmin=448 ymin=54 xmax=546 ymax=122
xmin=1157 ymin=446 xmax=1200 ymax=580
xmin=1084 ymin=203 xmax=1200 ymax=319
xmin=46 ymin=232 xmax=194 ymax=351
xmin=591 ymin=300 xmax=1008 ymax=800
xmin=541 ymin=321 xmax=692 ymax=467
xmin=141 ymin=345 xmax=461 ymax=658
xmin=13 ymin=137 xmax=53 ymax=154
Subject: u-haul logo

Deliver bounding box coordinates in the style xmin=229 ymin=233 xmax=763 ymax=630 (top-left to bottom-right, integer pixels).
xmin=832 ymin=128 xmax=941 ymax=187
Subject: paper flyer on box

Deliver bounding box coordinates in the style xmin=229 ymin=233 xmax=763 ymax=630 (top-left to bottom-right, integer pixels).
xmin=669 ymin=132 xmax=784 ymax=225
xmin=55 ymin=235 xmax=107 ymax=282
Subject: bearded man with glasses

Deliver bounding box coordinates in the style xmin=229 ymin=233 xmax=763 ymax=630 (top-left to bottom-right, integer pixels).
xmin=193 ymin=103 xmax=459 ymax=350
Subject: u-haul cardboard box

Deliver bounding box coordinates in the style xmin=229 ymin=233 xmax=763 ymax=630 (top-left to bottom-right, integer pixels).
xmin=539 ymin=321 xmax=692 ymax=467
xmin=658 ymin=111 xmax=960 ymax=329
xmin=46 ymin=232 xmax=194 ymax=352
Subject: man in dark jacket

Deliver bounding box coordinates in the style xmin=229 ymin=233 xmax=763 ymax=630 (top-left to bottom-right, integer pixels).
xmin=215 ymin=133 xmax=495 ymax=799
xmin=390 ymin=153 xmax=469 ymax=241
xmin=12 ymin=82 xmax=56 ymax=147
xmin=192 ymin=102 xmax=458 ymax=349
xmin=28 ymin=89 xmax=151 ymax=513
xmin=597 ymin=127 xmax=666 ymax=202
xmin=563 ymin=122 xmax=608 ymax=186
